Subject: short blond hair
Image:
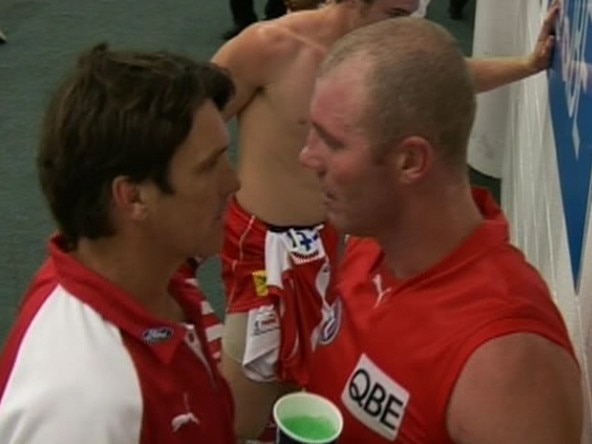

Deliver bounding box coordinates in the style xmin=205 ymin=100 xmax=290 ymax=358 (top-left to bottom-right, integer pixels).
xmin=319 ymin=18 xmax=476 ymax=168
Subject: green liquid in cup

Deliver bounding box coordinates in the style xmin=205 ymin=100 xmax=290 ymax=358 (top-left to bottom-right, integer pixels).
xmin=282 ymin=415 xmax=336 ymax=441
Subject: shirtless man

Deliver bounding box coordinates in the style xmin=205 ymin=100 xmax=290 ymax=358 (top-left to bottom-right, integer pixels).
xmin=211 ymin=0 xmax=559 ymax=439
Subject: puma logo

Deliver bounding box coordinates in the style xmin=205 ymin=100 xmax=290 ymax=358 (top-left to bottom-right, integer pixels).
xmin=171 ymin=394 xmax=200 ymax=432
xmin=372 ymin=273 xmax=392 ymax=306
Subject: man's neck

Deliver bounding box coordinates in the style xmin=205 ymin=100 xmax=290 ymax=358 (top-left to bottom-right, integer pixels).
xmin=380 ymin=184 xmax=483 ymax=281
xmin=71 ymin=237 xmax=183 ymax=321
xmin=317 ymin=1 xmax=362 ymax=43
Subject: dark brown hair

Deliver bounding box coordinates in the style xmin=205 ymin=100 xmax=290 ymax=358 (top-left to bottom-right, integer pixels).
xmin=38 ymin=43 xmax=234 ymax=246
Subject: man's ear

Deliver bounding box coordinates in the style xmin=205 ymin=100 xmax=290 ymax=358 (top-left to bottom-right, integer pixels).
xmin=111 ymin=176 xmax=150 ymax=220
xmin=394 ymin=136 xmax=432 ymax=184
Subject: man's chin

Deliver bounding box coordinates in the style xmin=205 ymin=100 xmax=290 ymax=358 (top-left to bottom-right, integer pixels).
xmin=329 ymin=217 xmax=371 ymax=238
xmin=327 ymin=214 xmax=350 ymax=233
xmin=193 ymin=236 xmax=223 ymax=260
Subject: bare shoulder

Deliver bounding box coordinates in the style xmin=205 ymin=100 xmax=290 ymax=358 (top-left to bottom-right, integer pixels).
xmin=212 ymin=10 xmax=325 ymax=70
xmin=210 ymin=10 xmax=328 ymax=117
xmin=447 ymin=333 xmax=582 ymax=444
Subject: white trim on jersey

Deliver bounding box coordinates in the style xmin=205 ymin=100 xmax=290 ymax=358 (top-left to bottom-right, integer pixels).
xmin=200 ymin=300 xmax=214 ymax=315
xmin=205 ymin=323 xmax=223 ymax=343
xmin=0 ymin=286 xmax=143 ymax=444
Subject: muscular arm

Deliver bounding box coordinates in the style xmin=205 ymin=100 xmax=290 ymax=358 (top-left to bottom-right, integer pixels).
xmin=468 ymin=1 xmax=559 ymax=92
xmin=211 ymin=23 xmax=282 ymax=120
xmin=447 ymin=333 xmax=583 ymax=444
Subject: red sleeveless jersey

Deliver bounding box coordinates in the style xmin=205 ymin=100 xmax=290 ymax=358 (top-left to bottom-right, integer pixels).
xmin=307 ymin=189 xmax=576 ymax=444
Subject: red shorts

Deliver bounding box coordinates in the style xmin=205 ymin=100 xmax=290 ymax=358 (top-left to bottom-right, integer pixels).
xmin=221 ymin=199 xmax=339 ymax=385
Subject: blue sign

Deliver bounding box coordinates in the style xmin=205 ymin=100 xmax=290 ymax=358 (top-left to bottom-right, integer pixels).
xmin=548 ymin=0 xmax=592 ymax=289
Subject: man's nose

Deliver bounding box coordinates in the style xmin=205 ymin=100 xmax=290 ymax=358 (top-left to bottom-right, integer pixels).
xmin=299 ymin=144 xmax=322 ymax=172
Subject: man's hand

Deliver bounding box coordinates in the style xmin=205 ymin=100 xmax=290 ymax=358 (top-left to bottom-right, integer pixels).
xmin=528 ymin=1 xmax=560 ymax=73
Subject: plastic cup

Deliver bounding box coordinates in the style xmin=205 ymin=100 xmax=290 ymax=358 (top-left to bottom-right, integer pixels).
xmin=273 ymin=392 xmax=343 ymax=444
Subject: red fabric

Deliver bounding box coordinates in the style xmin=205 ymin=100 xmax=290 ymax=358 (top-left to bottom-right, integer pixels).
xmin=221 ymin=198 xmax=339 ymax=385
xmin=175 ymin=260 xmax=223 ymax=363
xmin=0 ymin=236 xmax=235 ymax=444
xmin=307 ymin=189 xmax=577 ymax=444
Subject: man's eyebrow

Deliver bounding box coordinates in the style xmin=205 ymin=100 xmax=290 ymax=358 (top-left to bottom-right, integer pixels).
xmin=198 ymin=144 xmax=228 ymax=167
xmin=311 ymin=122 xmax=344 ymax=148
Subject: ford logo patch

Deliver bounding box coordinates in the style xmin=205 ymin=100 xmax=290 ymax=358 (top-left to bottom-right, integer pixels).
xmin=142 ymin=327 xmax=174 ymax=343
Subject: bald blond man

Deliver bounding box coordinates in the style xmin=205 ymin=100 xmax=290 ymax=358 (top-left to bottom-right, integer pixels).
xmin=300 ymin=17 xmax=581 ymax=444
xmin=212 ymin=0 xmax=560 ymax=439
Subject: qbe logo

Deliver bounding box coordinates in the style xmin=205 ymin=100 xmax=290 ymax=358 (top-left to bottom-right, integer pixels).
xmin=341 ymin=354 xmax=409 ymax=441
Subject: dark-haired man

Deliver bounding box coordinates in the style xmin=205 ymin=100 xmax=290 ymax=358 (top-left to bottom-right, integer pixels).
xmin=0 ymin=44 xmax=240 ymax=444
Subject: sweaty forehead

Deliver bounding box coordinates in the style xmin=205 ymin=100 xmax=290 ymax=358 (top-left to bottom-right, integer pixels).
xmin=313 ymin=64 xmax=368 ymax=121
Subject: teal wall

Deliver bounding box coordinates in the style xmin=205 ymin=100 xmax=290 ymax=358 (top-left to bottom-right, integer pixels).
xmin=0 ymin=0 xmax=477 ymax=343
